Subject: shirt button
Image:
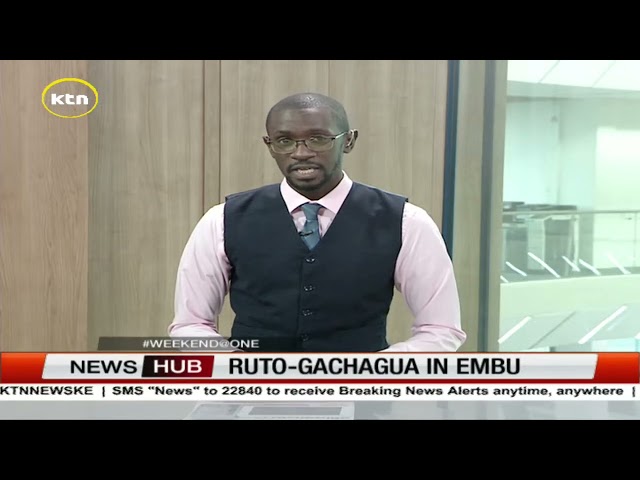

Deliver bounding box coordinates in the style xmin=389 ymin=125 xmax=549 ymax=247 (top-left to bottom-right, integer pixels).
xmin=303 ymin=285 xmax=315 ymax=292
xmin=305 ymin=257 xmax=316 ymax=263
xmin=300 ymin=334 xmax=309 ymax=342
xmin=302 ymin=309 xmax=313 ymax=316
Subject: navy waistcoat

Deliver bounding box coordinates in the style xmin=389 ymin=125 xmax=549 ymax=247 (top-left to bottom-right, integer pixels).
xmin=224 ymin=181 xmax=406 ymax=352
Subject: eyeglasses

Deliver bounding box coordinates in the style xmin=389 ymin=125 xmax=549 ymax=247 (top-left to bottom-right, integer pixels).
xmin=264 ymin=131 xmax=350 ymax=154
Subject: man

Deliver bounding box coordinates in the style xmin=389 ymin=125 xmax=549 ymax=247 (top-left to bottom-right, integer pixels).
xmin=169 ymin=92 xmax=466 ymax=352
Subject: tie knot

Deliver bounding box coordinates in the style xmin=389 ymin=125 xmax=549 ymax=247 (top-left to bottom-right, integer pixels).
xmin=301 ymin=202 xmax=322 ymax=221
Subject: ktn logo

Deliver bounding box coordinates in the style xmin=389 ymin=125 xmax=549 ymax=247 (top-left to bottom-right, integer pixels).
xmin=42 ymin=78 xmax=99 ymax=119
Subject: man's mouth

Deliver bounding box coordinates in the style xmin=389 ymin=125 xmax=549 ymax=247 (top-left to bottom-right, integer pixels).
xmin=290 ymin=165 xmax=320 ymax=172
xmin=290 ymin=166 xmax=321 ymax=180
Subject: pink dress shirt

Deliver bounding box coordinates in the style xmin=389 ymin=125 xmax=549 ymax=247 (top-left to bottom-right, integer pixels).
xmin=169 ymin=172 xmax=466 ymax=352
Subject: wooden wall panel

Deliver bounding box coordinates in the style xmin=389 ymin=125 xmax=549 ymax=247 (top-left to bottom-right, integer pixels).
xmin=217 ymin=60 xmax=330 ymax=200
xmin=451 ymin=61 xmax=485 ymax=351
xmin=329 ymin=60 xmax=447 ymax=226
xmin=87 ymin=60 xmax=204 ymax=348
xmin=0 ymin=60 xmax=88 ymax=351
xmin=1 ymin=60 xmax=453 ymax=352
xmin=208 ymin=60 xmax=449 ymax=344
xmin=203 ymin=61 xmax=221 ymax=211
xmin=213 ymin=60 xmax=330 ymax=335
xmin=451 ymin=60 xmax=507 ymax=352
xmin=329 ymin=60 xmax=449 ymax=344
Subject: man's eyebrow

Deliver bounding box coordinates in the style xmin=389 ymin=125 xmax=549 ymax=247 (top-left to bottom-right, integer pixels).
xmin=272 ymin=129 xmax=333 ymax=136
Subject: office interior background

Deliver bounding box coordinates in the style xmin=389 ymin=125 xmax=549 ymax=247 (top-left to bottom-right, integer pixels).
xmin=500 ymin=60 xmax=640 ymax=353
xmin=0 ymin=60 xmax=638 ymax=354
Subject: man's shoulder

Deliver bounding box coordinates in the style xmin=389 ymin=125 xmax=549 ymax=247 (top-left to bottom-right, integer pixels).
xmin=352 ymin=181 xmax=409 ymax=203
xmin=223 ymin=184 xmax=283 ymax=216
xmin=401 ymin=201 xmax=442 ymax=235
xmin=224 ymin=184 xmax=281 ymax=203
xmin=402 ymin=201 xmax=430 ymax=219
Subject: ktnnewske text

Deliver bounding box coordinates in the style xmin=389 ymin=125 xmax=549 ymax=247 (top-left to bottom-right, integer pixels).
xmin=0 ymin=383 xmax=635 ymax=401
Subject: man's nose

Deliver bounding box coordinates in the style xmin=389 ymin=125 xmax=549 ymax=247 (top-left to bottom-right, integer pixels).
xmin=290 ymin=142 xmax=316 ymax=159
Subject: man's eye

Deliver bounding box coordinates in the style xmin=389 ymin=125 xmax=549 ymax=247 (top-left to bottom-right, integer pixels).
xmin=308 ymin=136 xmax=330 ymax=145
xmin=276 ymin=138 xmax=294 ymax=145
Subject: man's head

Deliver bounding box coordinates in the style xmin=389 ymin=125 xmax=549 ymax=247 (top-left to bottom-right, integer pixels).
xmin=263 ymin=93 xmax=358 ymax=200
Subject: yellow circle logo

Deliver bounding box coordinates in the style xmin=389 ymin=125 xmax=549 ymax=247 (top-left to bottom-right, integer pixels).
xmin=42 ymin=78 xmax=99 ymax=119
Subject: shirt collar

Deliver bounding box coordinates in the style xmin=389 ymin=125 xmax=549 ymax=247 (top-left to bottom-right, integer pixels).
xmin=280 ymin=171 xmax=353 ymax=215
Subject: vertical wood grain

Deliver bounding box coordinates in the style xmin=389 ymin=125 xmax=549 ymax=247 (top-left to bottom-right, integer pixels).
xmin=451 ymin=60 xmax=507 ymax=352
xmin=0 ymin=60 xmax=88 ymax=351
xmin=87 ymin=60 xmax=204 ymax=348
xmin=203 ymin=61 xmax=221 ymax=211
xmin=329 ymin=60 xmax=449 ymax=344
xmin=218 ymin=60 xmax=330 ymax=199
xmin=214 ymin=60 xmax=330 ymax=335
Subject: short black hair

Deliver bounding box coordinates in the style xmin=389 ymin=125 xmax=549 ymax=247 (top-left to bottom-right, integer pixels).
xmin=266 ymin=92 xmax=350 ymax=133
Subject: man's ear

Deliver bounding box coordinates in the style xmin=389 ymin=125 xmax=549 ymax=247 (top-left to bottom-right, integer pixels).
xmin=343 ymin=129 xmax=358 ymax=153
xmin=263 ymin=136 xmax=277 ymax=159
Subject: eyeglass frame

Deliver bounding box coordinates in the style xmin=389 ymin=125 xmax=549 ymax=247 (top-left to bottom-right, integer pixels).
xmin=263 ymin=130 xmax=353 ymax=154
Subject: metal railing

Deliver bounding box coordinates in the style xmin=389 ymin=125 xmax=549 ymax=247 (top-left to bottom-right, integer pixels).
xmin=501 ymin=209 xmax=640 ymax=282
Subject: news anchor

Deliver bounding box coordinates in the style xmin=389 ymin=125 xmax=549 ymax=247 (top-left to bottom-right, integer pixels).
xmin=168 ymin=92 xmax=466 ymax=353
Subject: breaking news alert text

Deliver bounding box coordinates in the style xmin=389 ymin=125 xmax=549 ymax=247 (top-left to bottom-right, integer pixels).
xmin=0 ymin=383 xmax=636 ymax=401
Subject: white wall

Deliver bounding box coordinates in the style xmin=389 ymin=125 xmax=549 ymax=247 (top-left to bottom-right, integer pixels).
xmin=503 ymin=99 xmax=561 ymax=205
xmin=503 ymin=96 xmax=640 ymax=268
xmin=504 ymin=97 xmax=640 ymax=209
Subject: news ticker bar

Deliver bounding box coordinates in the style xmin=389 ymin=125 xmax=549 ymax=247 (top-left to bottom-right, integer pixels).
xmin=0 ymin=383 xmax=636 ymax=401
xmin=0 ymin=352 xmax=638 ymax=384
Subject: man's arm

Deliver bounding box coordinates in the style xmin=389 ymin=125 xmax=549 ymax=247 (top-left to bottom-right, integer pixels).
xmin=168 ymin=204 xmax=230 ymax=338
xmin=385 ymin=203 xmax=467 ymax=352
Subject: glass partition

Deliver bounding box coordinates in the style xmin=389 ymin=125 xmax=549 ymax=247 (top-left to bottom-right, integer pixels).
xmin=499 ymin=209 xmax=640 ymax=352
xmin=497 ymin=61 xmax=640 ymax=353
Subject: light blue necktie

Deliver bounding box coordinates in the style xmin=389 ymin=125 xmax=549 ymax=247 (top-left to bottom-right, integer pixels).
xmin=300 ymin=203 xmax=322 ymax=250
